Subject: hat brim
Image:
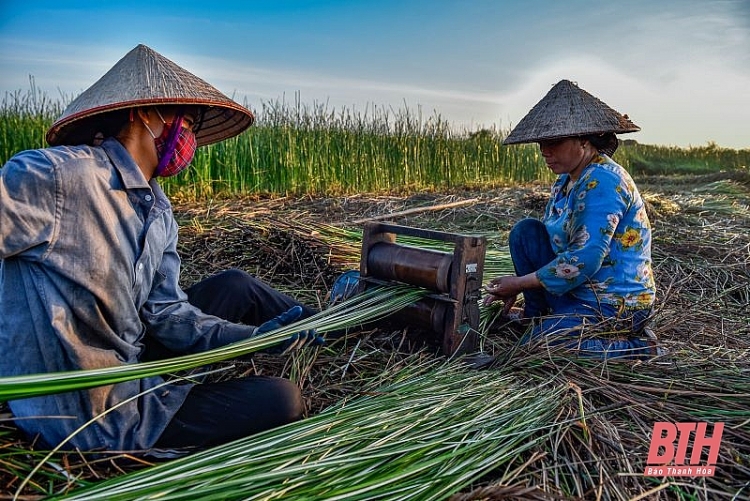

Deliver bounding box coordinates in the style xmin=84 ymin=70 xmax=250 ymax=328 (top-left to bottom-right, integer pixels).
xmin=47 ymin=98 xmax=254 ymax=147
xmin=502 ymin=80 xmax=640 ymax=145
xmin=45 ymin=44 xmax=255 ymax=147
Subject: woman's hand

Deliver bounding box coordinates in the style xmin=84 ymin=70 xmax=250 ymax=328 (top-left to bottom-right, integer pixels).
xmin=482 ymin=281 xmax=520 ymax=322
xmin=484 ymin=276 xmax=524 ymax=303
xmin=483 ymin=273 xmax=543 ymax=307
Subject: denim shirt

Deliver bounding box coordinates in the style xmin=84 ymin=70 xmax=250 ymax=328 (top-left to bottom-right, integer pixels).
xmin=0 ymin=138 xmax=255 ymax=451
xmin=536 ymin=155 xmax=656 ymax=310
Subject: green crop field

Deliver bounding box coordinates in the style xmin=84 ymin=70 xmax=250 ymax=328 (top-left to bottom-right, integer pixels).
xmin=2 ymin=88 xmax=748 ymax=199
xmin=2 ymin=87 xmax=750 ymax=500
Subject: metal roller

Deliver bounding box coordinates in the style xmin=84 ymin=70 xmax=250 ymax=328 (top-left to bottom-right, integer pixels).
xmin=366 ymin=242 xmax=453 ymax=293
xmin=359 ymin=222 xmax=487 ymax=355
xmin=394 ymin=297 xmax=449 ymax=334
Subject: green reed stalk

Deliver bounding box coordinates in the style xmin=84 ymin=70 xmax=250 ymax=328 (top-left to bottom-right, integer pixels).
xmin=0 ymin=286 xmax=426 ymax=403
xmin=3 ymin=87 xmax=748 ymax=198
xmin=0 ymin=81 xmax=61 ymax=161
xmin=282 ymin=221 xmax=516 ymax=277
xmin=53 ymin=362 xmax=568 ymax=500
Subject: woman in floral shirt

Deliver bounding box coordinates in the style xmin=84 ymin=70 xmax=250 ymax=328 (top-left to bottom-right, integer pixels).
xmin=484 ymin=80 xmax=659 ymax=359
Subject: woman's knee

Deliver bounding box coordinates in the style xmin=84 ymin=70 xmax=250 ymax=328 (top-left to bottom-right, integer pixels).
xmin=186 ymin=269 xmax=256 ymax=299
xmin=508 ymin=218 xmax=554 ymax=274
xmin=266 ymin=377 xmax=305 ymax=423
xmin=214 ymin=269 xmax=257 ymax=293
xmin=509 ymin=218 xmax=546 ymax=246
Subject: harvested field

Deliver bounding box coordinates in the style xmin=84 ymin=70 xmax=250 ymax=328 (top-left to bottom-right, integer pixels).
xmin=2 ymin=171 xmax=749 ymax=500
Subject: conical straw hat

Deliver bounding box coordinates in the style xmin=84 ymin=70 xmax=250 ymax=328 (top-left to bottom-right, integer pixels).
xmin=503 ymin=79 xmax=639 ymax=145
xmin=46 ymin=44 xmax=254 ymax=146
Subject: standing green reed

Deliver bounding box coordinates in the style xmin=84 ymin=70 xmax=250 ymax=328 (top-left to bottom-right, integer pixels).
xmin=174 ymin=97 xmax=551 ymax=198
xmin=0 ymin=81 xmax=62 ymax=163
xmin=617 ymin=139 xmax=750 ymax=176
xmin=2 ymin=87 xmax=748 ymax=198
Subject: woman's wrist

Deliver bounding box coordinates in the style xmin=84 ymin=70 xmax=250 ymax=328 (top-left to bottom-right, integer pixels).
xmin=518 ymin=272 xmax=542 ymax=292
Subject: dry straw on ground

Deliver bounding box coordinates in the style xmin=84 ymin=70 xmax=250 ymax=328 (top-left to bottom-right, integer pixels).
xmin=2 ymin=172 xmax=748 ymax=500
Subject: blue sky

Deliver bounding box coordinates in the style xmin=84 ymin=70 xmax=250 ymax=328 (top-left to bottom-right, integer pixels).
xmin=1 ymin=0 xmax=748 ymax=148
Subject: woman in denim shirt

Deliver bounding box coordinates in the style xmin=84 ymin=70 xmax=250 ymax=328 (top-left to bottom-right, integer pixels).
xmin=0 ymin=45 xmax=321 ymax=454
xmin=484 ymin=80 xmax=660 ymax=359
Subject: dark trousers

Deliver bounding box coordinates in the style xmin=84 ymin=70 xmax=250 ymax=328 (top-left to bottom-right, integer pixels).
xmin=509 ymin=219 xmax=653 ymax=359
xmin=153 ymin=269 xmax=316 ymax=450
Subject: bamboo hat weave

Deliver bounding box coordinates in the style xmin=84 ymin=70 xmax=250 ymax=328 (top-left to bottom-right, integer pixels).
xmin=503 ymin=79 xmax=639 ymax=145
xmin=46 ymin=44 xmax=254 ymax=147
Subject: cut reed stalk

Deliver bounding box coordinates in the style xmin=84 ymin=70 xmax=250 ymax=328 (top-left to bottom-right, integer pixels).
xmin=53 ymin=362 xmax=569 ymax=500
xmin=0 ymin=286 xmax=426 ymax=403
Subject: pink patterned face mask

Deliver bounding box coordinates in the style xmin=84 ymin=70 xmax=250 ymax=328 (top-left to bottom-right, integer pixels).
xmin=143 ymin=109 xmax=197 ymax=177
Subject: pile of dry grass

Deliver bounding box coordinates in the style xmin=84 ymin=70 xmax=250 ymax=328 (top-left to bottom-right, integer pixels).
xmin=2 ymin=173 xmax=748 ymax=499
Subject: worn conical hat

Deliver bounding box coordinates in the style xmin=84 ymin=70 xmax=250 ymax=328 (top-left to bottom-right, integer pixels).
xmin=46 ymin=44 xmax=254 ymax=146
xmin=503 ymin=79 xmax=639 ymax=145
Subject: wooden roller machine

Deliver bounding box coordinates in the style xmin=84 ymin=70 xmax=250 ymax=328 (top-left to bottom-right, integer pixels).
xmin=358 ymin=222 xmax=487 ymax=356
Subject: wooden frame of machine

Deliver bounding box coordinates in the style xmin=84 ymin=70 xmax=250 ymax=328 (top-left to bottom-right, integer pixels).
xmin=358 ymin=222 xmax=487 ymax=355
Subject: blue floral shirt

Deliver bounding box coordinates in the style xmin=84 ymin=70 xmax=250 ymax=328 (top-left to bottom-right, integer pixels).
xmin=536 ymin=155 xmax=656 ymax=310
